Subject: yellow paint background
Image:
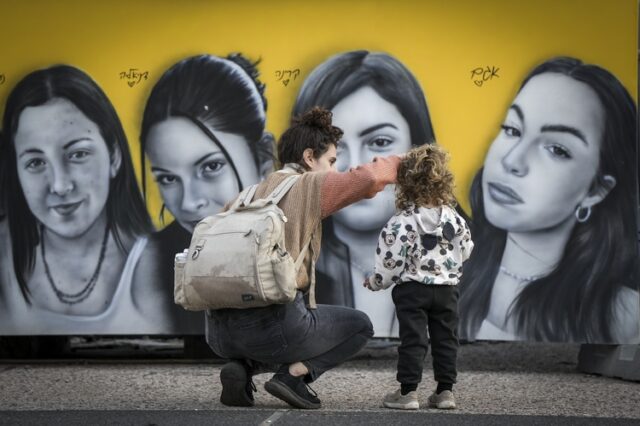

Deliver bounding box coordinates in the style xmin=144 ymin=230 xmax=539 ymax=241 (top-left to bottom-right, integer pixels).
xmin=1 ymin=0 xmax=636 ymax=227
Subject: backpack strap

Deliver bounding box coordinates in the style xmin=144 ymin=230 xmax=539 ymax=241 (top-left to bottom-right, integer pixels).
xmin=308 ymin=245 xmax=317 ymax=310
xmin=228 ymin=185 xmax=257 ymax=211
xmin=266 ymin=175 xmax=300 ymax=205
xmin=239 ymin=184 xmax=259 ymax=206
xmin=293 ymin=231 xmax=317 ymax=309
xmin=232 ymin=175 xmax=299 ymax=210
xmin=271 ymin=174 xmax=316 ymax=307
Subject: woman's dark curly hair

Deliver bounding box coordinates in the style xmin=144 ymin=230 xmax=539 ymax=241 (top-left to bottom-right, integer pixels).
xmin=396 ymin=144 xmax=456 ymax=210
xmin=277 ymin=107 xmax=343 ymax=169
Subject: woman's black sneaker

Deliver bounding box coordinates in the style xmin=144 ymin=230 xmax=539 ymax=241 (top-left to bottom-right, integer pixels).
xmin=220 ymin=360 xmax=256 ymax=407
xmin=264 ymin=369 xmax=321 ymax=409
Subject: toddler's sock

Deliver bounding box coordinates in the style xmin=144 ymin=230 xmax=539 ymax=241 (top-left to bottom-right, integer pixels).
xmin=401 ymin=383 xmax=417 ymax=395
xmin=436 ymin=382 xmax=453 ymax=394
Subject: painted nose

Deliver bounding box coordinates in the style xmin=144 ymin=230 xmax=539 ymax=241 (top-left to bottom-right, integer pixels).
xmin=49 ymin=166 xmax=75 ymax=196
xmin=180 ymin=188 xmax=209 ymax=213
xmin=336 ymin=142 xmax=361 ymax=172
xmin=501 ymin=143 xmax=529 ymax=177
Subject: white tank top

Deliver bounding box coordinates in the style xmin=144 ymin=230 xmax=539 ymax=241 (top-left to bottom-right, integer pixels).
xmin=0 ymin=237 xmax=164 ymax=335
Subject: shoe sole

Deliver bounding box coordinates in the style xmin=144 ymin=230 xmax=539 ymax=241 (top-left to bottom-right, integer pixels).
xmin=383 ymin=401 xmax=419 ymax=410
xmin=264 ymin=379 xmax=321 ymax=409
xmin=220 ymin=363 xmax=254 ymax=407
xmin=428 ymin=401 xmax=456 ymax=409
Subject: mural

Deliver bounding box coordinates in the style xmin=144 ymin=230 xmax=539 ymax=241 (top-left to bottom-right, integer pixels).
xmin=292 ymin=50 xmax=435 ymax=337
xmin=139 ymin=54 xmax=274 ymax=333
xmin=458 ymin=57 xmax=639 ymax=342
xmin=0 ymin=0 xmax=637 ymax=342
xmin=0 ymin=65 xmax=156 ymax=334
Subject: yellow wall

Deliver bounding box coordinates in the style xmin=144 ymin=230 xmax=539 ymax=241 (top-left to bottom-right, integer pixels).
xmin=1 ymin=0 xmax=636 ymax=225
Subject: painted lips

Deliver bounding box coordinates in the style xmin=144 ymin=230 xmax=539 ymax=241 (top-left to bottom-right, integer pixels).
xmin=51 ymin=200 xmax=83 ymax=216
xmin=487 ymin=182 xmax=524 ymax=205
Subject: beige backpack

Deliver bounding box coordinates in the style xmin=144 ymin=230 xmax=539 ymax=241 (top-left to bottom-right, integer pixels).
xmin=174 ymin=175 xmax=315 ymax=311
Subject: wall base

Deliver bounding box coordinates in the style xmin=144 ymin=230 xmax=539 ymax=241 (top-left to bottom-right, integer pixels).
xmin=577 ymin=344 xmax=640 ymax=381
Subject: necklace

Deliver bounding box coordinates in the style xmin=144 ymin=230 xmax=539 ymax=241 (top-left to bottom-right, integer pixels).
xmin=507 ymin=235 xmax=551 ymax=265
xmin=499 ymin=266 xmax=547 ymax=283
xmin=41 ymin=225 xmax=110 ymax=305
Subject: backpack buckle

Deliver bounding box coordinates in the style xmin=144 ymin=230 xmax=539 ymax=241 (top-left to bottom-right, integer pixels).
xmin=192 ymin=239 xmax=206 ymax=260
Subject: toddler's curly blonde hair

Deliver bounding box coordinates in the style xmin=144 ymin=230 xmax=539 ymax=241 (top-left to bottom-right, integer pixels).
xmin=396 ymin=144 xmax=456 ymax=210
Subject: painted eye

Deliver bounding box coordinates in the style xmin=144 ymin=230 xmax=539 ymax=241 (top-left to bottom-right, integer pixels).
xmin=68 ymin=150 xmax=90 ymax=161
xmin=366 ymin=136 xmax=393 ymax=151
xmin=201 ymin=160 xmax=225 ymax=176
xmin=545 ymin=144 xmax=572 ymax=159
xmin=155 ymin=175 xmax=178 ymax=186
xmin=25 ymin=158 xmax=46 ymax=171
xmin=500 ymin=125 xmax=521 ymax=138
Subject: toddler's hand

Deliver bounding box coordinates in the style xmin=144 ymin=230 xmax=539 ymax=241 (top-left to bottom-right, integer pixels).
xmin=363 ymin=276 xmax=373 ymax=291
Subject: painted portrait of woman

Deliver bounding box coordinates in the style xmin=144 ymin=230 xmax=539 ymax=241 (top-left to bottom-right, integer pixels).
xmin=0 ymin=65 xmax=157 ymax=334
xmin=292 ymin=50 xmax=436 ymax=337
xmin=140 ymin=53 xmax=274 ymax=333
xmin=459 ymin=57 xmax=640 ymax=343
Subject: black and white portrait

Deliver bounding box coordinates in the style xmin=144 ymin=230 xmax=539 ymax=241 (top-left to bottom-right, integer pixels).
xmin=292 ymin=50 xmax=436 ymax=337
xmin=458 ymin=57 xmax=640 ymax=343
xmin=139 ymin=54 xmax=274 ymax=333
xmin=0 ymin=65 xmax=158 ymax=334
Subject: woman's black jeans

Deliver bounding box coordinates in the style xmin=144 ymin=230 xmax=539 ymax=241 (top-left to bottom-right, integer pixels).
xmin=206 ymin=291 xmax=374 ymax=382
xmin=392 ymin=281 xmax=459 ymax=387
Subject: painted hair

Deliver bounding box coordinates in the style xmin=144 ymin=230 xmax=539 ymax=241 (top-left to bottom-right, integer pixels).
xmin=1 ymin=65 xmax=153 ymax=303
xmin=140 ymin=53 xmax=273 ymax=205
xmin=459 ymin=57 xmax=638 ymax=342
xmin=292 ymin=50 xmax=435 ymax=146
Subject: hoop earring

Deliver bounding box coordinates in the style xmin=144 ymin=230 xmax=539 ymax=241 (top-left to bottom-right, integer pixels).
xmin=575 ymin=205 xmax=591 ymax=223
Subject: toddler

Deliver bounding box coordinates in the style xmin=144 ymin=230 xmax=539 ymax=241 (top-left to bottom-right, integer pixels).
xmin=365 ymin=144 xmax=473 ymax=410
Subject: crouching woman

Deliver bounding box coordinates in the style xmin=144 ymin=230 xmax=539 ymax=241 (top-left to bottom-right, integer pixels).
xmin=206 ymin=107 xmax=402 ymax=409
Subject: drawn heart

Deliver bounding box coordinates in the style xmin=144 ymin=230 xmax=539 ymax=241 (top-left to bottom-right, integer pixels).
xmin=474 ymin=80 xmax=483 ymax=87
xmin=127 ymin=81 xmax=135 ymax=88
xmin=282 ymin=79 xmax=290 ymax=86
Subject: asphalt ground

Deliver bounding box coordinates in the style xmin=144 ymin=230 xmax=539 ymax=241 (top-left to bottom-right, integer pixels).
xmin=0 ymin=342 xmax=638 ymax=425
xmin=1 ymin=410 xmax=639 ymax=426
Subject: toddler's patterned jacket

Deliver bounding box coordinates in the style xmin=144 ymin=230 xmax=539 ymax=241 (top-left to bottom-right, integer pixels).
xmin=369 ymin=204 xmax=474 ymax=290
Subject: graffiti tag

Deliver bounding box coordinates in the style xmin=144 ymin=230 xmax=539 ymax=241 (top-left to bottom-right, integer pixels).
xmin=119 ymin=68 xmax=149 ymax=88
xmin=275 ymin=69 xmax=300 ymax=87
xmin=0 ymin=74 xmax=5 ymax=85
xmin=471 ymin=66 xmax=500 ymax=87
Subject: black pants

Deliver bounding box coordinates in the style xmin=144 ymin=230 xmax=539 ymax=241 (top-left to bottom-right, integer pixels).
xmin=392 ymin=282 xmax=459 ymax=386
xmin=206 ymin=291 xmax=373 ymax=382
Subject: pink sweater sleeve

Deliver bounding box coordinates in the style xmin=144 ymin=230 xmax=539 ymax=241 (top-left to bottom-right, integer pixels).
xmin=320 ymin=155 xmax=402 ymax=219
